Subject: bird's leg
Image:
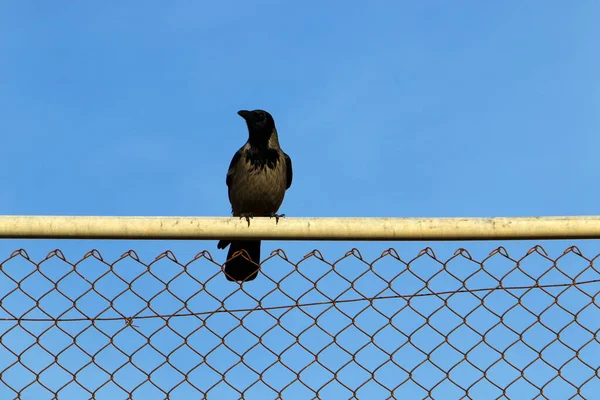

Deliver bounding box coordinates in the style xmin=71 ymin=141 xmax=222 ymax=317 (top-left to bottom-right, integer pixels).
xmin=269 ymin=213 xmax=286 ymax=224
xmin=239 ymin=213 xmax=254 ymax=227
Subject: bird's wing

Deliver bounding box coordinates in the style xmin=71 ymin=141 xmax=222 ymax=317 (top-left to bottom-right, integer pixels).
xmin=284 ymin=152 xmax=293 ymax=189
xmin=226 ymin=148 xmax=243 ymax=187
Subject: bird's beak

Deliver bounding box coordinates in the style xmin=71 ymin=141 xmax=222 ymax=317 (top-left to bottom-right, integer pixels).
xmin=237 ymin=110 xmax=252 ymax=120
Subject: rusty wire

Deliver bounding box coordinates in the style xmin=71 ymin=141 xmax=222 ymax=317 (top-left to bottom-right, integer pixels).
xmin=0 ymin=246 xmax=599 ymax=399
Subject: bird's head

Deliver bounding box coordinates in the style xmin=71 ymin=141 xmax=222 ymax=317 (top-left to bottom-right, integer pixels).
xmin=238 ymin=109 xmax=276 ymax=142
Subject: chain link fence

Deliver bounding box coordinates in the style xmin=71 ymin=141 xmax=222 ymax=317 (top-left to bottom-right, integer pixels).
xmin=1 ymin=245 xmax=599 ymax=399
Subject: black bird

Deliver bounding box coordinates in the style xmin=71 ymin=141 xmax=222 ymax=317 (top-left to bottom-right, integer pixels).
xmin=217 ymin=110 xmax=293 ymax=281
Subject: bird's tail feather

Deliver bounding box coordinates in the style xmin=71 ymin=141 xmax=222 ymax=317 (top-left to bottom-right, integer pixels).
xmin=223 ymin=240 xmax=261 ymax=282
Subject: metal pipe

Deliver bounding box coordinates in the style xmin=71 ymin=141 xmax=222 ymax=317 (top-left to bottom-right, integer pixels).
xmin=0 ymin=215 xmax=599 ymax=240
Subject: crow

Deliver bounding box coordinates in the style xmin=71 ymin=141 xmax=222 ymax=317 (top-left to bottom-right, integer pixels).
xmin=217 ymin=110 xmax=293 ymax=281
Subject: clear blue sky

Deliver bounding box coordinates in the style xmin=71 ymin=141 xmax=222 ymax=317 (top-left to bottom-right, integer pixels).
xmin=0 ymin=1 xmax=599 ymax=399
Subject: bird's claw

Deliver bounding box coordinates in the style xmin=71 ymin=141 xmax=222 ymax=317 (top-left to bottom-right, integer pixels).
xmin=239 ymin=213 xmax=254 ymax=227
xmin=269 ymin=213 xmax=286 ymax=224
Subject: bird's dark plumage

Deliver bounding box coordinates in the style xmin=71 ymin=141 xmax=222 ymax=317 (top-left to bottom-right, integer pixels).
xmin=218 ymin=110 xmax=293 ymax=282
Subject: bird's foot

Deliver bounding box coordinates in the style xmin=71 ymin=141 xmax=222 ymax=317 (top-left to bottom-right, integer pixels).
xmin=239 ymin=213 xmax=254 ymax=227
xmin=269 ymin=213 xmax=286 ymax=224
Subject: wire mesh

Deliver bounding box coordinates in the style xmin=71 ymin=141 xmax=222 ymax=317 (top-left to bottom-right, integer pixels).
xmin=0 ymin=245 xmax=599 ymax=399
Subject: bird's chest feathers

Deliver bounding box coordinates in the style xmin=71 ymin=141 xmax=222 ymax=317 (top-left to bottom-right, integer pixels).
xmin=241 ymin=149 xmax=285 ymax=187
xmin=229 ymin=147 xmax=286 ymax=214
xmin=244 ymin=147 xmax=280 ymax=172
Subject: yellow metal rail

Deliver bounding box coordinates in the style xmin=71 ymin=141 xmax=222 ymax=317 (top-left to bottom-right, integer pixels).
xmin=0 ymin=215 xmax=599 ymax=240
